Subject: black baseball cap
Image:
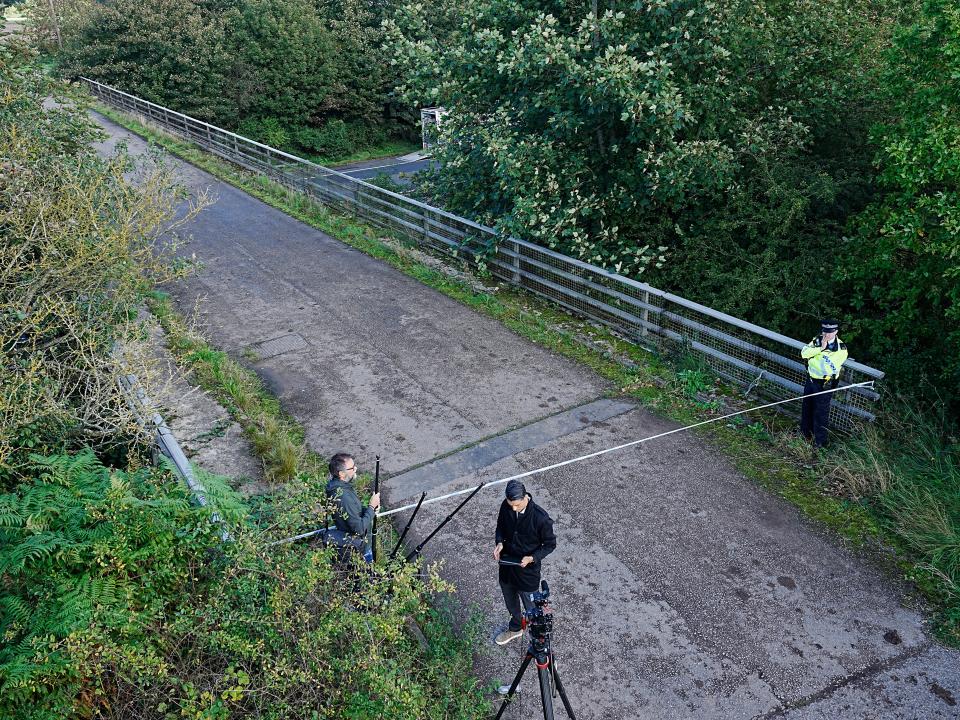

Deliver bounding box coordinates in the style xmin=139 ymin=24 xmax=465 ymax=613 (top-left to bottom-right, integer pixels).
xmin=505 ymin=480 xmax=526 ymax=501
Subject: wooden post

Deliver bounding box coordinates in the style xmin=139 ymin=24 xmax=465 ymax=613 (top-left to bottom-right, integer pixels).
xmin=511 ymin=240 xmax=521 ymax=286
xmin=641 ymin=289 xmax=650 ymax=338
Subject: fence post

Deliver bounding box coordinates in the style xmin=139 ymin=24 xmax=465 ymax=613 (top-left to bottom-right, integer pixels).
xmin=422 ymin=210 xmax=431 ymax=247
xmin=641 ymin=289 xmax=649 ymax=338
xmin=511 ymin=239 xmax=521 ymax=286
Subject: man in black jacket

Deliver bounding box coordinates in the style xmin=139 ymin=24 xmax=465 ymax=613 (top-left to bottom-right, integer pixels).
xmin=325 ymin=452 xmax=380 ymax=562
xmin=493 ymin=480 xmax=557 ymax=645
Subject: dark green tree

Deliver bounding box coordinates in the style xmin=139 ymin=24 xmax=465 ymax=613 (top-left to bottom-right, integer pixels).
xmin=224 ymin=0 xmax=337 ymax=128
xmin=317 ymin=0 xmax=397 ymax=127
xmin=60 ymin=0 xmax=235 ymax=123
xmin=842 ymin=0 xmax=960 ymax=412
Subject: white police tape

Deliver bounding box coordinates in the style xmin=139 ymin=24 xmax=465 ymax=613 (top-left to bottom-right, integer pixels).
xmin=376 ymin=380 xmax=875 ymax=519
xmin=268 ymin=380 xmax=874 ymax=546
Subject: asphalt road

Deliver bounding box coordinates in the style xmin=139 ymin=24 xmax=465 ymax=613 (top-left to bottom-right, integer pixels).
xmin=91 ymin=110 xmax=960 ymax=720
xmin=331 ymin=154 xmax=435 ymax=184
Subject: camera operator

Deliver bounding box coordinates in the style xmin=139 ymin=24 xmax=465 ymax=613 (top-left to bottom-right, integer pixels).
xmin=325 ymin=452 xmax=380 ymax=563
xmin=493 ymin=480 xmax=556 ymax=645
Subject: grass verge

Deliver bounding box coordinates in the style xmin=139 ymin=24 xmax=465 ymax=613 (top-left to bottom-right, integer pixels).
xmin=100 ymin=102 xmax=958 ymax=645
xmin=146 ymin=291 xmax=308 ymax=483
xmin=312 ymin=138 xmax=422 ymax=167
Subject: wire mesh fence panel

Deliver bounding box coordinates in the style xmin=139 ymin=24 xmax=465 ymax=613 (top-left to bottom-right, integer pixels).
xmin=82 ymin=77 xmax=884 ymax=428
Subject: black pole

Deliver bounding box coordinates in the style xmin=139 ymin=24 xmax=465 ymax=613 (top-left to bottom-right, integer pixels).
xmin=371 ymin=455 xmax=381 ymax=563
xmin=389 ymin=491 xmax=426 ymax=561
xmin=405 ymin=481 xmax=486 ymax=563
xmin=551 ymin=655 xmax=576 ymax=719
xmin=538 ymin=663 xmax=556 ymax=720
xmin=494 ymin=653 xmax=533 ymax=720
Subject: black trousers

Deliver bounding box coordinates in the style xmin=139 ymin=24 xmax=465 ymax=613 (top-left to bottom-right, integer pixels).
xmin=800 ymin=377 xmax=832 ymax=447
xmin=500 ymin=578 xmax=536 ymax=631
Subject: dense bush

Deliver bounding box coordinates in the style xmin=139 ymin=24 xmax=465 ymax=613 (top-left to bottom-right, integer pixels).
xmin=0 ymin=451 xmax=245 ymax=718
xmin=237 ymin=116 xmax=291 ymax=150
xmin=840 ymin=0 xmax=960 ymax=415
xmin=0 ymin=451 xmax=489 ymax=719
xmin=387 ymin=0 xmax=884 ymax=276
xmin=58 ymin=0 xmax=236 ymax=122
xmin=59 ymin=0 xmax=408 ymax=156
xmin=0 ymin=46 xmax=200 ymax=486
xmin=224 ymin=0 xmax=336 ymax=128
xmin=294 ymin=119 xmax=389 ymax=159
xmin=296 ymin=119 xmax=354 ymax=157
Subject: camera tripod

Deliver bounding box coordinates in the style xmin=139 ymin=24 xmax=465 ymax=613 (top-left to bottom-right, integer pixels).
xmin=494 ymin=582 xmax=576 ymax=720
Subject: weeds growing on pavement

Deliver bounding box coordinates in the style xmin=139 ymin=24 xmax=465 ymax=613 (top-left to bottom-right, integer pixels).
xmin=146 ymin=291 xmax=308 ymax=483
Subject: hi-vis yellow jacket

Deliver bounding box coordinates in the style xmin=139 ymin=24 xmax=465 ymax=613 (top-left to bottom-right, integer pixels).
xmin=801 ymin=336 xmax=849 ymax=380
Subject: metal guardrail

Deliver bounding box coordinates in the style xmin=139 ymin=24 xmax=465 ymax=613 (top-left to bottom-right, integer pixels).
xmin=118 ymin=369 xmax=232 ymax=541
xmin=83 ymin=78 xmax=884 ymax=428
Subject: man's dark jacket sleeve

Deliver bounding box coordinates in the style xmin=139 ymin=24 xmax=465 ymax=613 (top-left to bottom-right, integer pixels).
xmin=531 ymin=513 xmax=556 ymax=562
xmin=495 ymin=503 xmax=507 ymax=545
xmin=327 ymin=479 xmax=374 ymax=538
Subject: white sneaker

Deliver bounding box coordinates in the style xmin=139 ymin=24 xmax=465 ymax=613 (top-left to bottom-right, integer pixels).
xmin=495 ymin=628 xmax=523 ymax=645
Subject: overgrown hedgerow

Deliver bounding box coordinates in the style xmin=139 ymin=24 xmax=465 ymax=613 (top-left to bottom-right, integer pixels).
xmin=0 ymin=450 xmax=490 ymax=719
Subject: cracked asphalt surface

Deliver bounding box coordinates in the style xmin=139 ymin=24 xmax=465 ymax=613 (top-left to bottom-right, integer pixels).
xmin=92 ymin=110 xmax=960 ymax=719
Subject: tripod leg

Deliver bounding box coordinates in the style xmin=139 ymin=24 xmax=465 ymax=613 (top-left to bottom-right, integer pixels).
xmin=538 ymin=663 xmax=556 ymax=720
xmin=550 ymin=660 xmax=576 ymax=719
xmin=494 ymin=653 xmax=532 ymax=720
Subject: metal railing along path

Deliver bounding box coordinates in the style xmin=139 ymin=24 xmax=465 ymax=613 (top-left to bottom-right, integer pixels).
xmin=83 ymin=78 xmax=885 ymax=428
xmin=118 ymin=368 xmax=232 ymax=541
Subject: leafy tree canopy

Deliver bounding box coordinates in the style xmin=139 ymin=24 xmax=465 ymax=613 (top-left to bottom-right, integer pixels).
xmin=841 ymin=0 xmax=960 ymax=411
xmin=386 ymin=0 xmax=886 ymax=280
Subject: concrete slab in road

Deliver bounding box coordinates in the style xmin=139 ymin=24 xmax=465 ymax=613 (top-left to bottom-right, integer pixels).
xmin=388 ymin=398 xmax=636 ymax=500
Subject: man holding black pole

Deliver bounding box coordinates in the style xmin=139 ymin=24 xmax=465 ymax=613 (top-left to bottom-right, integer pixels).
xmin=493 ymin=480 xmax=556 ymax=645
xmin=326 ymin=452 xmax=380 ymax=563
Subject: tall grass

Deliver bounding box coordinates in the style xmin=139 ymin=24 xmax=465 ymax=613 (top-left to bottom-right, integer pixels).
xmin=832 ymin=398 xmax=960 ymax=641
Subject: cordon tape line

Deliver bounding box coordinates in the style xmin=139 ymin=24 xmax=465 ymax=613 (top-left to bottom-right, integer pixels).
xmin=267 ymin=380 xmax=874 ymax=546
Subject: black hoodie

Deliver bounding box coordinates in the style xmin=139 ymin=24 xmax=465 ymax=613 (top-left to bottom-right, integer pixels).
xmin=495 ymin=494 xmax=556 ymax=591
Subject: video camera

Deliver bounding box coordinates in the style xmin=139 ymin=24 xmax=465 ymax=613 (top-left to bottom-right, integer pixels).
xmin=523 ymin=580 xmax=554 ymax=651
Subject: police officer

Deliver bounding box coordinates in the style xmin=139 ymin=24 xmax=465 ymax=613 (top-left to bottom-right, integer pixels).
xmin=800 ymin=319 xmax=849 ymax=448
